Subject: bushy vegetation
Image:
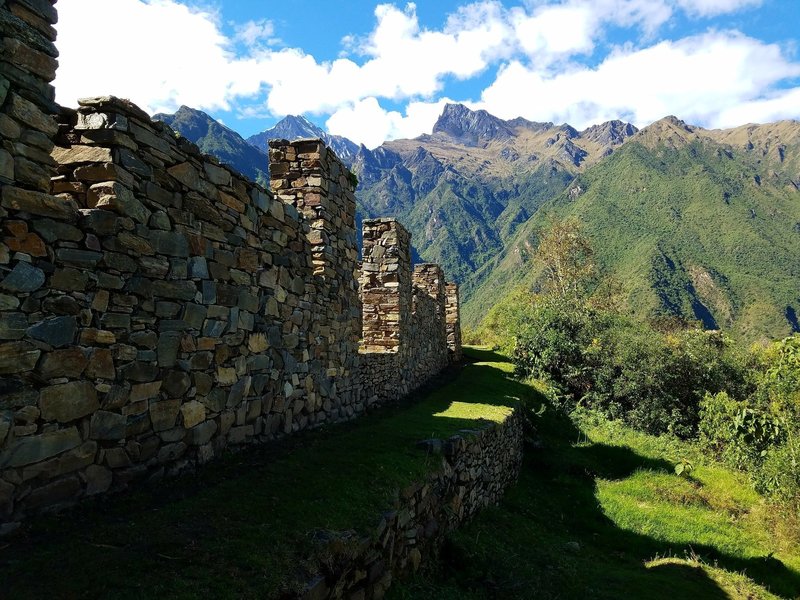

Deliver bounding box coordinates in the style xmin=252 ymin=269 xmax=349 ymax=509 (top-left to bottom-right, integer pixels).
xmin=487 ymin=219 xmax=800 ymax=508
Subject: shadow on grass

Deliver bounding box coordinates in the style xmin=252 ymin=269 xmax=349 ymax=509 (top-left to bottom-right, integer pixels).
xmin=393 ymin=349 xmax=800 ymax=600
xmin=0 ymin=351 xmax=521 ymax=599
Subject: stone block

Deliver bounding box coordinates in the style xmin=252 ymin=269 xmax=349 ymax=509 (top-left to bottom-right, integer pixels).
xmin=40 ymin=347 xmax=89 ymax=379
xmin=150 ymin=399 xmax=181 ymax=432
xmin=40 ymin=381 xmax=99 ymax=422
xmin=0 ymin=341 xmax=40 ymax=374
xmin=0 ymin=427 xmax=82 ymax=469
xmin=180 ymin=401 xmax=206 ymax=429
xmin=90 ymin=411 xmax=127 ymax=441
xmin=26 ymin=316 xmax=77 ymax=348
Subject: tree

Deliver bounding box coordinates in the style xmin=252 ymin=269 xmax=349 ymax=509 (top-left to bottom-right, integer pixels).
xmin=536 ymin=218 xmax=595 ymax=300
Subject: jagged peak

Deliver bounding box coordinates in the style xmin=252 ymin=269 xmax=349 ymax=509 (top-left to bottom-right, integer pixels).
xmin=580 ymin=120 xmax=638 ymax=146
xmin=432 ymin=103 xmax=515 ymax=145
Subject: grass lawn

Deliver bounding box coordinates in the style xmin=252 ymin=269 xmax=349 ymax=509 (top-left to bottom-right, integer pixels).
xmin=391 ymin=365 xmax=800 ymax=599
xmin=0 ymin=349 xmax=525 ymax=599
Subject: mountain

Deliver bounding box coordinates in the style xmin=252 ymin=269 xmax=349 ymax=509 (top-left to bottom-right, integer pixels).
xmin=154 ymin=106 xmax=270 ymax=186
xmin=247 ymin=115 xmax=360 ymax=166
xmin=353 ymin=103 xmax=638 ymax=292
xmin=466 ymin=117 xmax=800 ymax=341
xmin=153 ymin=102 xmax=800 ymax=341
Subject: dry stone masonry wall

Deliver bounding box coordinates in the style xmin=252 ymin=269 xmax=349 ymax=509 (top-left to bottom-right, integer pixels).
xmin=0 ymin=1 xmax=463 ymax=524
xmin=299 ymin=405 xmax=524 ymax=600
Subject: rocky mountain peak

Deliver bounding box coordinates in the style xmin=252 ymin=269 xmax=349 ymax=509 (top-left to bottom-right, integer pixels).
xmin=432 ymin=103 xmax=515 ymax=146
xmin=580 ymin=120 xmax=638 ymax=147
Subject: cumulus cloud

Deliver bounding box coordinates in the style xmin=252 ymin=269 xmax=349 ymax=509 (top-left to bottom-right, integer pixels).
xmin=326 ymin=97 xmax=456 ymax=147
xmin=55 ymin=0 xmax=236 ymax=114
xmin=478 ymin=31 xmax=800 ymax=129
xmin=53 ymin=0 xmax=798 ymax=147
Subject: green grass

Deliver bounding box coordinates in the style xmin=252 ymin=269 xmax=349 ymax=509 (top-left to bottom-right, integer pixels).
xmin=0 ymin=349 xmax=526 ymax=599
xmin=391 ymin=376 xmax=800 ymax=599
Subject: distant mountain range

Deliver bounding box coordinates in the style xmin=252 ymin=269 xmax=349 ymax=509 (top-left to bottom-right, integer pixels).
xmin=153 ymin=104 xmax=800 ymax=342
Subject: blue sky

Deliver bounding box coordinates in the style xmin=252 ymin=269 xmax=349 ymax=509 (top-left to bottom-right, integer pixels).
xmin=54 ymin=0 xmax=800 ymax=147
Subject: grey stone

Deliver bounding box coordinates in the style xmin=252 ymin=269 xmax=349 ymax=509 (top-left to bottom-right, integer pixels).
xmin=182 ymin=303 xmax=207 ymax=329
xmin=162 ymin=371 xmax=191 ymax=398
xmin=201 ymin=280 xmax=216 ymax=304
xmin=90 ymin=411 xmax=127 ymax=441
xmin=0 ymin=312 xmax=28 ymax=340
xmin=187 ymin=420 xmax=217 ymax=446
xmin=202 ymin=319 xmax=226 ymax=337
xmin=27 ymin=316 xmax=77 ymax=348
xmin=187 ymin=256 xmax=209 ymax=279
xmin=0 ymin=342 xmax=40 ymax=374
xmin=0 ymin=261 xmax=45 ymax=292
xmin=31 ymin=219 xmax=83 ymax=243
xmin=150 ymin=399 xmax=181 ymax=432
xmin=0 ymin=294 xmax=20 ymax=310
xmin=157 ymin=332 xmax=181 ymax=368
xmin=151 ymin=280 xmax=196 ymax=301
xmin=0 ymin=427 xmax=82 ymax=468
xmin=55 ymin=248 xmax=103 ymax=267
xmin=52 ymin=267 xmax=89 ymax=291
xmin=40 ymin=381 xmax=99 ymax=422
xmin=150 ymin=230 xmax=189 ymax=257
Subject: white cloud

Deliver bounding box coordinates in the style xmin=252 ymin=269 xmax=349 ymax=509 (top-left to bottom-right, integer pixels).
xmin=53 ymin=0 xmax=798 ymax=147
xmin=478 ymin=31 xmax=800 ymax=129
xmin=674 ymin=0 xmax=763 ymax=18
xmin=713 ymin=86 xmax=800 ymax=127
xmin=234 ymin=19 xmax=279 ymax=48
xmin=326 ymin=97 xmax=455 ymax=147
xmin=55 ymin=0 xmax=236 ymax=114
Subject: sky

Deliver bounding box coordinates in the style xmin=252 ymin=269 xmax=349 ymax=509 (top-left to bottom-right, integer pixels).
xmin=53 ymin=0 xmax=800 ymax=148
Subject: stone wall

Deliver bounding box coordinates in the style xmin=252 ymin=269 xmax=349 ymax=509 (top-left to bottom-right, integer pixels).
xmin=298 ymin=405 xmax=524 ymax=599
xmin=0 ymin=1 xmax=463 ymax=526
xmin=445 ymin=283 xmax=462 ymax=362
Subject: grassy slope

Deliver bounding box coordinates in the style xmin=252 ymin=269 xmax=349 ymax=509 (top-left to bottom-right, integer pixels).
xmin=467 ymin=138 xmax=800 ymax=341
xmin=391 ymin=376 xmax=800 ymax=599
xmin=0 ymin=353 xmax=524 ymax=599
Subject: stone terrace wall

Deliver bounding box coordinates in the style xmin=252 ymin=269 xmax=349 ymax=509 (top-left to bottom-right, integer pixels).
xmin=0 ymin=94 xmax=462 ymax=525
xmin=299 ymin=405 xmax=524 ymax=599
xmin=0 ymin=1 xmax=462 ymax=526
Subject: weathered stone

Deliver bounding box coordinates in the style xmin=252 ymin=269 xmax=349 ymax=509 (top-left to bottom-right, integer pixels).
xmin=26 ymin=316 xmax=77 ymax=348
xmin=40 ymin=381 xmax=99 ymax=423
xmin=90 ymin=181 xmax=151 ymax=224
xmin=0 ymin=260 xmax=45 ymax=292
xmin=167 ymin=162 xmax=201 ymax=190
xmin=40 ymin=347 xmax=89 ymax=379
xmin=90 ymin=411 xmax=127 ymax=440
xmin=55 ymin=248 xmax=102 ymax=267
xmin=180 ymin=401 xmax=206 ymax=428
xmin=150 ymin=399 xmax=181 ymax=432
xmin=0 ymin=341 xmax=40 ymax=374
xmin=86 ymin=349 xmax=115 ymax=379
xmin=51 ymin=144 xmax=113 ymax=165
xmin=8 ymin=92 xmax=58 ymax=136
xmin=149 ymin=230 xmax=189 ymax=257
xmin=162 ymin=371 xmax=191 ymax=398
xmin=129 ymin=381 xmax=162 ymax=402
xmin=33 ymin=219 xmax=83 ymax=243
xmin=0 ymin=294 xmax=20 ymax=310
xmin=1 ymin=186 xmax=78 ymax=221
xmin=52 ymin=267 xmax=88 ymax=291
xmin=187 ymin=420 xmax=217 ymax=446
xmin=5 ymin=231 xmax=46 ymax=256
xmin=0 ymin=312 xmax=28 ymax=339
xmin=0 ymin=427 xmax=82 ymax=468
xmin=151 ymin=280 xmax=197 ymax=301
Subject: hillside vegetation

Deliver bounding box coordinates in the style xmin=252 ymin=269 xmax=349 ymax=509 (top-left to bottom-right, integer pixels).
xmin=467 ymin=118 xmax=800 ymax=341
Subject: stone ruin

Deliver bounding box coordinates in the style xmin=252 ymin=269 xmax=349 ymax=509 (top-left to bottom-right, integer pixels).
xmin=0 ymin=0 xmax=461 ymax=527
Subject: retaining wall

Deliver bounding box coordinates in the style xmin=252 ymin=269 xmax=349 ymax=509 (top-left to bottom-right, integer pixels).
xmin=298 ymin=405 xmax=524 ymax=599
